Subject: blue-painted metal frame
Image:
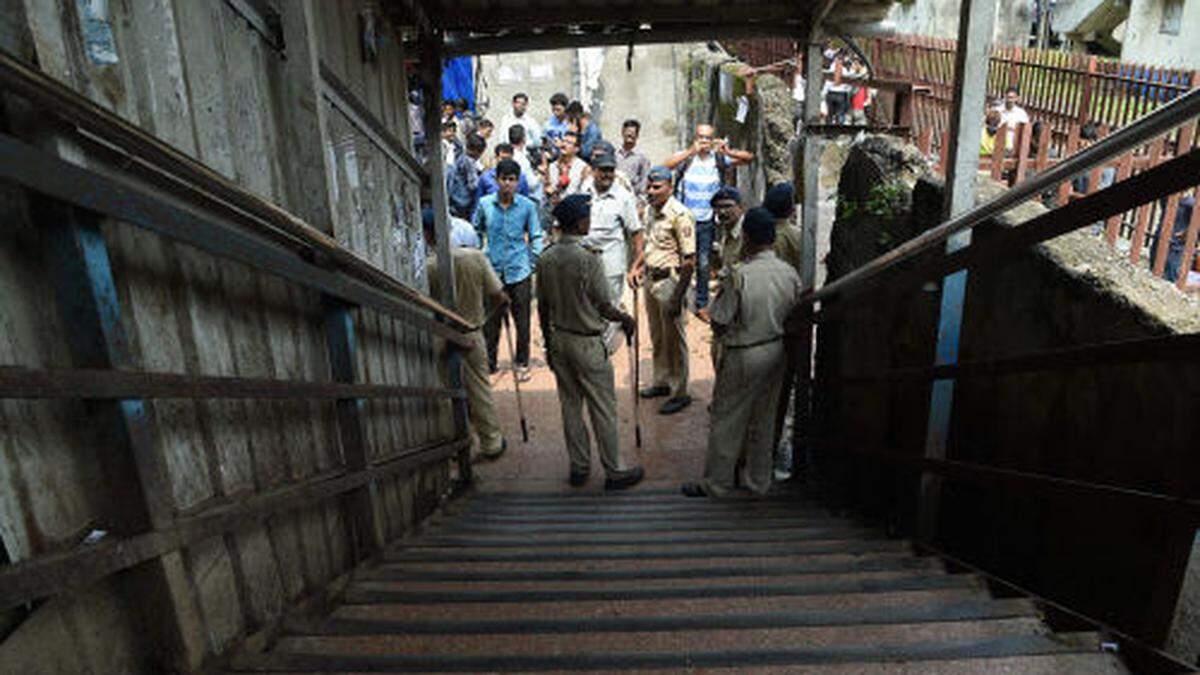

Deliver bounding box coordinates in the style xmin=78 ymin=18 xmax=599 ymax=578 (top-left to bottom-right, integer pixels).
xmin=323 ymin=298 xmax=384 ymax=560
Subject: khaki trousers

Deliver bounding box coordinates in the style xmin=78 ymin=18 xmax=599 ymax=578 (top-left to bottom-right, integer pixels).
xmin=549 ymin=331 xmax=623 ymax=476
xmin=700 ymin=340 xmax=786 ymax=497
xmin=461 ymin=331 xmax=504 ymax=456
xmin=644 ymin=276 xmax=689 ymax=398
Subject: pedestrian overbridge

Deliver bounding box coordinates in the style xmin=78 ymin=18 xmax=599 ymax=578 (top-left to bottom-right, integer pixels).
xmin=0 ymin=0 xmax=1198 ymax=673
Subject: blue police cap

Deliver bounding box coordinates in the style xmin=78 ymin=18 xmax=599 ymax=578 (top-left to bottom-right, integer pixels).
xmin=553 ymin=194 xmax=592 ymax=230
xmin=743 ymin=207 xmax=777 ymax=246
xmin=647 ymin=165 xmax=673 ymax=183
xmin=763 ymin=182 xmax=795 ymax=219
xmin=711 ymin=185 xmax=742 ymax=206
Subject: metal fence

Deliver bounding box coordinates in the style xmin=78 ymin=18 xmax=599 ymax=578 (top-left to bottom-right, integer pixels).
xmin=724 ymin=36 xmax=1200 ymax=290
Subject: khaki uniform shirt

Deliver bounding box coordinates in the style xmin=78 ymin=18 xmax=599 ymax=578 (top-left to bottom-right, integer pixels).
xmin=709 ymin=250 xmax=803 ymax=348
xmin=644 ymin=196 xmax=696 ymax=271
xmin=426 ymin=247 xmax=503 ymax=329
xmin=714 ymin=215 xmax=745 ymax=279
xmin=535 ymin=235 xmax=611 ymax=335
xmin=774 ymin=217 xmax=804 ymax=274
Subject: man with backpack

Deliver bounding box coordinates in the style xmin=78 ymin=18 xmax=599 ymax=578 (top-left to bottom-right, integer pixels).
xmin=663 ymin=124 xmax=754 ymax=310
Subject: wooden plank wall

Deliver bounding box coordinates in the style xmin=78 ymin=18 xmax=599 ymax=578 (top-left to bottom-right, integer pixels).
xmin=0 ymin=1 xmax=449 ymax=671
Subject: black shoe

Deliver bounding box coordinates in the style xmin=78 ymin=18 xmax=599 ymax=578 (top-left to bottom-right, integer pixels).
xmin=680 ymin=482 xmax=708 ymax=498
xmin=568 ymin=470 xmax=589 ymax=487
xmin=604 ymin=466 xmax=644 ymax=490
xmin=659 ymin=395 xmax=693 ymax=415
xmin=639 ymin=385 xmax=670 ymax=399
xmin=488 ymin=364 xmax=499 ymax=375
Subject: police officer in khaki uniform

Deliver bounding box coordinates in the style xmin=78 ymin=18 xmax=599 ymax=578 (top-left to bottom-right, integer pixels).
xmin=682 ymin=208 xmax=804 ymax=498
xmin=635 ymin=166 xmax=696 ymax=415
xmin=763 ymin=182 xmax=805 ymax=480
xmin=423 ymin=209 xmax=510 ymax=460
xmin=537 ymin=194 xmax=645 ymax=489
xmin=700 ymin=186 xmax=746 ymax=372
xmin=763 ymin=182 xmax=804 ymax=273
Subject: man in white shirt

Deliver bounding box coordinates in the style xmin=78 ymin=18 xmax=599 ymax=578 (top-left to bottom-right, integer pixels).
xmin=584 ymin=151 xmax=645 ymax=316
xmin=508 ymin=124 xmax=544 ymax=204
xmin=499 ymin=92 xmax=543 ymax=149
xmin=994 ymin=86 xmax=1031 ymax=148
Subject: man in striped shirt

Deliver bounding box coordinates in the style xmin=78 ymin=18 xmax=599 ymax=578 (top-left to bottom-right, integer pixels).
xmin=664 ymin=124 xmax=754 ymax=310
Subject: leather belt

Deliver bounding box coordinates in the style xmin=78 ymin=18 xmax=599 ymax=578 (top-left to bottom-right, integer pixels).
xmin=725 ymin=335 xmax=784 ymax=350
xmin=647 ymin=266 xmax=676 ymax=281
xmin=554 ymin=325 xmax=603 ymax=337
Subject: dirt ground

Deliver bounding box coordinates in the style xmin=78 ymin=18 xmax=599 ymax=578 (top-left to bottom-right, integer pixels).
xmin=474 ymin=294 xmax=717 ymax=494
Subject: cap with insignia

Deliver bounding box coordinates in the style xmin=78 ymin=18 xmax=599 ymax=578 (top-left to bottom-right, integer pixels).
xmin=647 ymin=165 xmax=673 ymax=183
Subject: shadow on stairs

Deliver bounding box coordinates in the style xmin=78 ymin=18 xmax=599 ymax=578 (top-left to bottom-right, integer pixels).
xmin=226 ymin=487 xmax=1128 ymax=673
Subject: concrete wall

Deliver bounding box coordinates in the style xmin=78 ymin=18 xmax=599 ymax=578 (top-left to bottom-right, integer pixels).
xmin=478 ymin=44 xmax=694 ymax=166
xmin=0 ymin=1 xmax=452 ymax=671
xmin=817 ymin=136 xmax=1200 ymax=659
xmin=1120 ymin=0 xmax=1200 ymax=68
xmin=886 ymin=0 xmax=1034 ymax=45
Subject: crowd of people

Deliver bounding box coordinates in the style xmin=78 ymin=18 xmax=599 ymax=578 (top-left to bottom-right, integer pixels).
xmin=425 ymin=91 xmax=815 ymax=497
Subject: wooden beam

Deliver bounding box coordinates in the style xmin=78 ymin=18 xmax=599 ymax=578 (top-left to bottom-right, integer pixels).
xmin=0 ymin=132 xmax=475 ymax=348
xmin=418 ymin=30 xmax=474 ymax=484
xmin=37 ymin=200 xmax=206 ymax=670
xmin=444 ymin=22 xmax=807 ymax=57
xmin=324 ymin=300 xmax=387 ymax=561
xmin=0 ymin=51 xmax=471 ymax=333
xmin=917 ymin=0 xmax=997 ymax=545
xmin=319 ymin=60 xmax=426 ymax=184
xmin=436 ymin=5 xmax=805 ymax=31
xmin=0 ymin=365 xmax=464 ymax=401
xmin=0 ymin=438 xmax=466 ymax=613
xmin=835 ymin=333 xmax=1200 ymax=384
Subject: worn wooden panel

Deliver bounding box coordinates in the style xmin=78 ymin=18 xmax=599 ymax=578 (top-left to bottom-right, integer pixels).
xmin=1 ymin=0 xmax=449 ymax=669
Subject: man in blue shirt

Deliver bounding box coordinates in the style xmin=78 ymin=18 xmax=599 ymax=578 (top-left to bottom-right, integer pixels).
xmin=543 ymin=92 xmax=571 ymax=146
xmin=477 ymin=143 xmax=531 ymax=201
xmin=447 ymin=133 xmax=486 ymax=219
xmin=474 ymin=159 xmax=545 ymax=375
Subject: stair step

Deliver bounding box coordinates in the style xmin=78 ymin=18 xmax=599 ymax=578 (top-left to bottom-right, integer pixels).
xmin=384 ymin=538 xmax=909 ymax=562
xmin=380 ymin=551 xmax=927 ymax=575
xmin=331 ymin=588 xmax=991 ymax=622
xmin=358 ymin=554 xmax=937 ymax=582
xmin=230 ymin=653 xmax=1126 ymax=674
xmin=433 ymin=516 xmax=851 ymax=533
xmin=276 ymin=617 xmax=1048 ymax=656
xmin=342 ymin=572 xmax=976 ymax=605
xmin=228 ymin=633 xmax=1098 ymax=672
xmin=413 ymin=526 xmax=876 ymax=547
xmin=444 ymin=504 xmax=834 ymax=522
xmin=346 ymin=570 xmax=960 ymax=599
xmin=291 ymin=598 xmax=1036 ymax=636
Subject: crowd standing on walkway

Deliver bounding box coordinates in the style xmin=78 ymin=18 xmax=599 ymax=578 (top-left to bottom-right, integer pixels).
xmin=430 ymin=90 xmax=813 ymax=497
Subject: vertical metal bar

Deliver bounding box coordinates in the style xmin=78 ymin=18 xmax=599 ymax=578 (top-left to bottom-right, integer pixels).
xmin=793 ymin=38 xmax=826 ymax=466
xmin=323 ymin=299 xmax=384 ymax=560
xmin=917 ymin=0 xmax=997 ymax=544
xmin=38 ymin=199 xmax=205 ymax=670
xmin=419 ymin=30 xmax=472 ymax=485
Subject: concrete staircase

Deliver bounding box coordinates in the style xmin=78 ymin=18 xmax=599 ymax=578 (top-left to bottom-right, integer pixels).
xmin=229 ymin=488 xmax=1128 ymax=673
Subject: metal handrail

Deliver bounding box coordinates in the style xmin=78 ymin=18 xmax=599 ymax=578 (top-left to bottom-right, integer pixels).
xmin=808 ymin=86 xmax=1200 ymax=303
